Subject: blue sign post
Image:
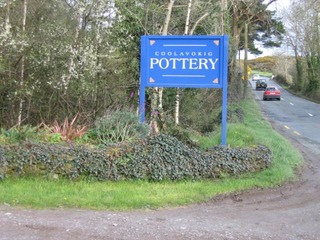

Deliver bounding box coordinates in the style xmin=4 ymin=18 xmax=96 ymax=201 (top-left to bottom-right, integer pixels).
xmin=140 ymin=35 xmax=228 ymax=145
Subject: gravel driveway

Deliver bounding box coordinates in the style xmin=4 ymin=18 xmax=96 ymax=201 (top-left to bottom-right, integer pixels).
xmin=1 ymin=122 xmax=320 ymax=240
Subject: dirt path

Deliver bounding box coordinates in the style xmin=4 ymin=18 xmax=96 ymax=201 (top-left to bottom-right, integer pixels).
xmin=1 ymin=126 xmax=320 ymax=240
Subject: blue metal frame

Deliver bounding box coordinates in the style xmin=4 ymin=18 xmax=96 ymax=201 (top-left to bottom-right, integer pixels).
xmin=140 ymin=35 xmax=229 ymax=145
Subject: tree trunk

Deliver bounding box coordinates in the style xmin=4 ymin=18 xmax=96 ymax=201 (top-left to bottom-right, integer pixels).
xmin=150 ymin=0 xmax=175 ymax=133
xmin=162 ymin=0 xmax=175 ymax=35
xmin=243 ymin=22 xmax=248 ymax=99
xmin=220 ymin=0 xmax=228 ymax=34
xmin=5 ymin=0 xmax=11 ymax=32
xmin=5 ymin=0 xmax=11 ymax=80
xmin=184 ymin=0 xmax=192 ymax=35
xmin=174 ymin=88 xmax=180 ymax=125
xmin=174 ymin=0 xmax=192 ymax=125
xmin=230 ymin=2 xmax=240 ymax=86
xmin=18 ymin=0 xmax=27 ymax=126
xmin=190 ymin=12 xmax=209 ymax=35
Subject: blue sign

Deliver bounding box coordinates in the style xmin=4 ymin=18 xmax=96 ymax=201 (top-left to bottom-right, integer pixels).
xmin=139 ymin=35 xmax=229 ymax=145
xmin=140 ymin=35 xmax=228 ymax=88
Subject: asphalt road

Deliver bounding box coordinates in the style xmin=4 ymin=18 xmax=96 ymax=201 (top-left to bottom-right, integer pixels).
xmin=251 ymin=78 xmax=320 ymax=156
xmin=1 ymin=80 xmax=320 ymax=240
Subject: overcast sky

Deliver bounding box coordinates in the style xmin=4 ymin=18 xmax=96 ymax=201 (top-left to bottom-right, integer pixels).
xmin=267 ymin=0 xmax=290 ymax=11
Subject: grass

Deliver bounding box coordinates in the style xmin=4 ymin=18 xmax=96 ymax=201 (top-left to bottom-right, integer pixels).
xmin=0 ymin=95 xmax=303 ymax=210
xmin=251 ymin=70 xmax=273 ymax=78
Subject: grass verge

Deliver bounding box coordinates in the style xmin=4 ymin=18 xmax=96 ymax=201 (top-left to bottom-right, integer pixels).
xmin=0 ymin=96 xmax=303 ymax=210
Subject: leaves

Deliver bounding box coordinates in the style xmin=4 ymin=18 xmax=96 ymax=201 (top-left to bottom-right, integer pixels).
xmin=0 ymin=135 xmax=272 ymax=182
xmin=92 ymin=111 xmax=150 ymax=145
xmin=51 ymin=114 xmax=87 ymax=142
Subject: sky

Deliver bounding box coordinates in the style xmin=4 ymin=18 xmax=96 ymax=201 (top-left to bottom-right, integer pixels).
xmin=267 ymin=0 xmax=290 ymax=11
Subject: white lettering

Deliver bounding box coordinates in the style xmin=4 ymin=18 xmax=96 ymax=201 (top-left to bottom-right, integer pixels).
xmin=153 ymin=51 xmax=213 ymax=57
xmin=150 ymin=58 xmax=159 ymax=69
xmin=181 ymin=58 xmax=188 ymax=69
xmin=171 ymin=58 xmax=180 ymax=69
xmin=189 ymin=58 xmax=198 ymax=69
xmin=199 ymin=59 xmax=208 ymax=69
xmin=159 ymin=58 xmax=169 ymax=69
xmin=150 ymin=57 xmax=219 ymax=70
xmin=209 ymin=58 xmax=219 ymax=69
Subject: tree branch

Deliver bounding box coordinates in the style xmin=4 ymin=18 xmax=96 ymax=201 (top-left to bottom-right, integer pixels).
xmin=190 ymin=12 xmax=209 ymax=35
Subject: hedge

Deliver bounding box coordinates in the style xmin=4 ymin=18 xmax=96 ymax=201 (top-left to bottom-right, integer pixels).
xmin=0 ymin=134 xmax=272 ymax=181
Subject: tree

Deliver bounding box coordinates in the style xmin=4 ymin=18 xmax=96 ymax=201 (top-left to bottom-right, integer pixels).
xmin=0 ymin=0 xmax=287 ymax=132
xmin=112 ymin=0 xmax=222 ymax=132
xmin=285 ymin=0 xmax=320 ymax=95
xmin=228 ymin=0 xmax=285 ymax=99
xmin=0 ymin=0 xmax=127 ymax=128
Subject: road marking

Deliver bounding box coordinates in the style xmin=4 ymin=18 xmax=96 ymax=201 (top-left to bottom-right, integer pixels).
xmin=290 ymin=102 xmax=294 ymax=106
xmin=307 ymin=112 xmax=313 ymax=117
xmin=294 ymin=131 xmax=301 ymax=136
xmin=284 ymin=125 xmax=290 ymax=130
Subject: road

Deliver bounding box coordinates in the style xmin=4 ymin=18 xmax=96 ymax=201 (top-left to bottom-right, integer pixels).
xmin=251 ymin=78 xmax=320 ymax=155
xmin=0 ymin=80 xmax=320 ymax=240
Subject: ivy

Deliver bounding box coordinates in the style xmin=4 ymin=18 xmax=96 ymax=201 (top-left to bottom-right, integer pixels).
xmin=0 ymin=135 xmax=272 ymax=182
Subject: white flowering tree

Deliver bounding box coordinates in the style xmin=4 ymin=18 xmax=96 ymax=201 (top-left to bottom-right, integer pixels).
xmin=0 ymin=0 xmax=122 ymax=127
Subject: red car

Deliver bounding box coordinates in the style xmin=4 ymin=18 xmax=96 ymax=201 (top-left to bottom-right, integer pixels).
xmin=263 ymin=86 xmax=281 ymax=101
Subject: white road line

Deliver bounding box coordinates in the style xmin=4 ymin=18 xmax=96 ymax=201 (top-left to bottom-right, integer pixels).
xmin=307 ymin=112 xmax=313 ymax=117
xmin=284 ymin=125 xmax=290 ymax=130
xmin=294 ymin=131 xmax=301 ymax=136
xmin=290 ymin=102 xmax=294 ymax=106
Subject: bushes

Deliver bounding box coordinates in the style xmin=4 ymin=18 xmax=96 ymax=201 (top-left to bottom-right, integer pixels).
xmin=0 ymin=125 xmax=46 ymax=144
xmin=90 ymin=111 xmax=150 ymax=145
xmin=0 ymin=134 xmax=272 ymax=181
xmin=0 ymin=110 xmax=150 ymax=146
xmin=0 ymin=111 xmax=272 ymax=182
xmin=275 ymin=74 xmax=288 ymax=86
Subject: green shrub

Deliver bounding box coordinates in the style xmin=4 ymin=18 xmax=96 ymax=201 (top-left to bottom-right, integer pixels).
xmin=275 ymin=74 xmax=288 ymax=85
xmin=46 ymin=133 xmax=63 ymax=143
xmin=0 ymin=125 xmax=46 ymax=144
xmin=162 ymin=124 xmax=199 ymax=147
xmin=0 ymin=134 xmax=272 ymax=181
xmin=92 ymin=111 xmax=150 ymax=144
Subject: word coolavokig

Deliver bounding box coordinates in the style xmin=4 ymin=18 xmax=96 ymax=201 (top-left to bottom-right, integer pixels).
xmin=150 ymin=57 xmax=219 ymax=70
